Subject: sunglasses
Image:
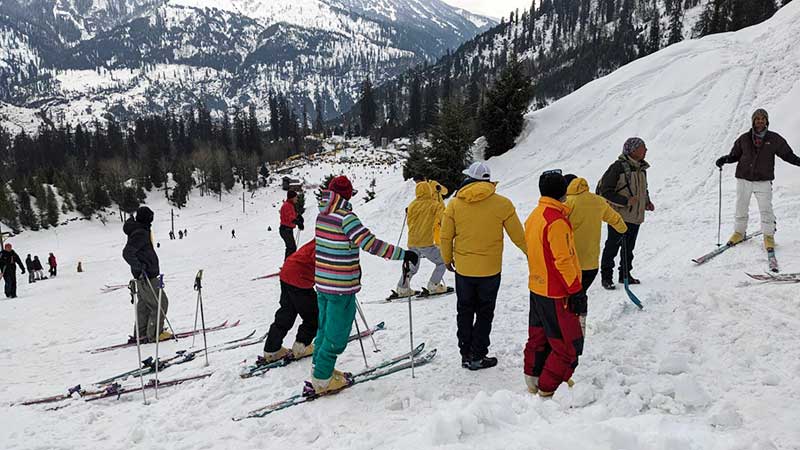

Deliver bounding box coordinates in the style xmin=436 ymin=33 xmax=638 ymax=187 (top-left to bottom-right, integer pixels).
xmin=541 ymin=169 xmax=563 ymax=176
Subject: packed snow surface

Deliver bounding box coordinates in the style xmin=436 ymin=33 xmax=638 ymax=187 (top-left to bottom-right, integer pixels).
xmin=2 ymin=3 xmax=800 ymax=449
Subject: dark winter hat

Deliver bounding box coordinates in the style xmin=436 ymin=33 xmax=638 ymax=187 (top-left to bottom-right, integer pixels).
xmin=135 ymin=206 xmax=154 ymax=225
xmin=539 ymin=170 xmax=567 ymax=200
xmin=328 ymin=176 xmax=354 ymax=200
xmin=752 ymin=108 xmax=769 ymax=126
xmin=563 ymin=174 xmax=578 ymax=186
xmin=287 ymin=190 xmax=298 ymax=199
xmin=623 ymin=137 xmax=646 ymax=156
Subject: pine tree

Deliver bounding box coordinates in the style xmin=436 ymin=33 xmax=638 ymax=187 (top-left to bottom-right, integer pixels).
xmin=0 ymin=183 xmax=19 ymax=231
xmin=30 ymin=180 xmax=48 ymax=228
xmin=359 ymin=78 xmax=377 ymax=137
xmin=479 ymin=58 xmax=535 ymax=159
xmin=316 ymin=174 xmax=336 ymax=202
xmin=119 ymin=186 xmax=141 ymax=215
xmin=667 ymin=1 xmax=684 ymax=45
xmin=422 ymin=82 xmax=438 ymax=131
xmin=648 ymin=11 xmax=662 ymax=53
xmin=408 ymin=76 xmax=422 ymax=135
xmin=404 ymin=99 xmax=473 ymax=194
xmin=18 ymin=191 xmax=38 ymax=230
xmin=45 ymin=186 xmax=59 ymax=227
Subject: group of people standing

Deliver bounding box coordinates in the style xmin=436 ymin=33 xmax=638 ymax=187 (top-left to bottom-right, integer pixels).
xmin=25 ymin=253 xmax=57 ymax=283
xmin=117 ymin=108 xmax=796 ymax=399
xmin=0 ymin=243 xmax=58 ymax=298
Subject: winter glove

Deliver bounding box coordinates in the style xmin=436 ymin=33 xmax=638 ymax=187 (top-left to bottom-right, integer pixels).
xmin=567 ymin=292 xmax=588 ymax=315
xmin=445 ymin=262 xmax=456 ymax=272
xmin=715 ymin=156 xmax=729 ymax=168
xmin=403 ymin=250 xmax=419 ymax=267
xmin=297 ymin=223 xmax=304 ymax=231
xmin=21 ymin=269 xmax=25 ymax=274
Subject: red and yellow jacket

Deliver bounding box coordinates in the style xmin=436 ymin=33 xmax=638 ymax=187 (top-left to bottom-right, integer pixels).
xmin=525 ymin=197 xmax=582 ymax=298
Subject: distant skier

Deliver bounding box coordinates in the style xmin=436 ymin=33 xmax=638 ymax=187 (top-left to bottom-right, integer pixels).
xmin=48 ymin=253 xmax=57 ymax=277
xmin=123 ymin=206 xmax=171 ymax=343
xmin=279 ymin=190 xmax=303 ymax=259
xmin=169 ymin=230 xmax=175 ymax=240
xmin=231 ymin=229 xmax=236 ymax=239
xmin=25 ymin=254 xmax=35 ymax=283
xmin=564 ymin=174 xmax=627 ymax=333
xmin=77 ymin=261 xmax=83 ymax=272
xmin=262 ymin=240 xmax=317 ymax=363
xmin=440 ymin=162 xmax=527 ymax=370
xmin=392 ymin=177 xmax=448 ymax=298
xmin=184 ymin=229 xmax=188 ymax=237
xmin=524 ymin=170 xmax=583 ymax=397
xmin=307 ymin=175 xmax=417 ymax=395
xmin=0 ymin=243 xmax=25 ymax=298
xmin=715 ymin=108 xmax=800 ymax=251
xmin=598 ymin=137 xmax=654 ymax=290
xmin=33 ymin=256 xmax=45 ymax=280
xmin=178 ymin=230 xmax=183 ymax=239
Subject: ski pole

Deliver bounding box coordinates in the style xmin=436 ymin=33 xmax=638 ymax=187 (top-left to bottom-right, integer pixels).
xmin=400 ymin=258 xmax=415 ymax=378
xmin=191 ymin=287 xmax=200 ymax=348
xmin=194 ymin=270 xmax=209 ymax=367
xmin=395 ymin=210 xmax=407 ymax=247
xmin=154 ymin=274 xmax=164 ymax=399
xmin=354 ymin=298 xmax=380 ymax=353
xmin=352 ymin=315 xmax=369 ymax=369
xmin=130 ymin=280 xmax=148 ymax=405
xmin=717 ymin=167 xmax=723 ymax=247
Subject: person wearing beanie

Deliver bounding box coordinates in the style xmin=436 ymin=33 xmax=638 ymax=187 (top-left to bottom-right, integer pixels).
xmin=122 ymin=206 xmax=171 ymax=343
xmin=280 ymin=189 xmax=303 ymax=259
xmin=308 ymin=175 xmax=418 ymax=395
xmin=391 ymin=177 xmax=449 ymax=299
xmin=523 ymin=170 xmax=583 ymax=397
xmin=597 ymin=137 xmax=654 ymax=290
xmin=564 ymin=174 xmax=627 ymax=335
xmin=715 ymin=109 xmax=800 ymax=252
xmin=440 ymin=161 xmax=527 ymax=371
xmin=0 ymin=243 xmax=25 ymax=298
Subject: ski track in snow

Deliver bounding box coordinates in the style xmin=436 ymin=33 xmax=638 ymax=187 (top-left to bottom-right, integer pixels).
xmin=3 ymin=4 xmax=800 ymax=449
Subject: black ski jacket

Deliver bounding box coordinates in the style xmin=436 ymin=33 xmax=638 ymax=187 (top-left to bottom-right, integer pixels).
xmin=122 ymin=219 xmax=160 ymax=279
xmin=0 ymin=250 xmax=25 ymax=275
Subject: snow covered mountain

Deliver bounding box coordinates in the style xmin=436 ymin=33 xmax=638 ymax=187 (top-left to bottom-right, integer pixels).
xmin=0 ymin=0 xmax=494 ymax=130
xmin=2 ymin=3 xmax=799 ymax=448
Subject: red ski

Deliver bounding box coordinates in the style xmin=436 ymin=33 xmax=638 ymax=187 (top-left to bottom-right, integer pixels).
xmin=87 ymin=320 xmax=241 ymax=354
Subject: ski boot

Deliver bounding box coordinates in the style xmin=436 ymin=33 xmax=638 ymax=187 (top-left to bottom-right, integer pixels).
xmin=291 ymin=341 xmax=314 ymax=359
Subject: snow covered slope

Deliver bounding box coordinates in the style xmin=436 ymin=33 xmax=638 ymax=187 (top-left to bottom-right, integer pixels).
xmin=2 ymin=4 xmax=800 ymax=450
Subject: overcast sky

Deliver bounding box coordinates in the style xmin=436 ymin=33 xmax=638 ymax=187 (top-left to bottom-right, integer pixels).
xmin=441 ymin=0 xmax=534 ymax=20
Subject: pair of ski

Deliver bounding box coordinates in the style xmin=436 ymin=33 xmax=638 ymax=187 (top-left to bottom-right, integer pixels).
xmin=240 ymin=322 xmax=385 ymax=378
xmin=693 ymin=231 xmax=778 ymax=272
xmin=375 ymin=287 xmax=455 ymax=304
xmin=233 ymin=343 xmax=436 ymax=420
xmin=18 ymin=329 xmax=265 ymax=406
xmin=745 ymin=272 xmax=800 ymax=283
xmin=87 ymin=319 xmax=241 ymax=354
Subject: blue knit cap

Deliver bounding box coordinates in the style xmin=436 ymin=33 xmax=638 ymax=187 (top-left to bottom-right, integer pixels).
xmin=623 ymin=137 xmax=645 ymax=155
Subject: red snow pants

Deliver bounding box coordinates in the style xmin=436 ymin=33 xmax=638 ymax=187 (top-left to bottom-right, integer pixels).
xmin=523 ymin=291 xmax=583 ymax=393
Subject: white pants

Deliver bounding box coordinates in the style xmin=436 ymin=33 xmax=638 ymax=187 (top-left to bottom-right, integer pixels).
xmin=397 ymin=245 xmax=446 ymax=289
xmin=734 ymin=179 xmax=775 ymax=236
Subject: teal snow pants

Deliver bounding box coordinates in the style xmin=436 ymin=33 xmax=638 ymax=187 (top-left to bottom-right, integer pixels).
xmin=312 ymin=291 xmax=356 ymax=380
